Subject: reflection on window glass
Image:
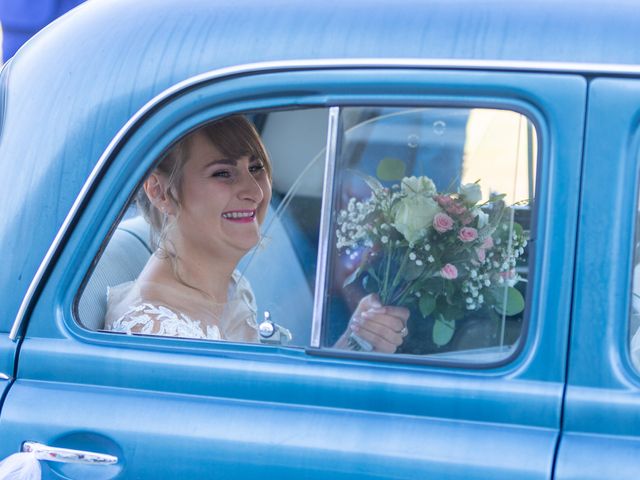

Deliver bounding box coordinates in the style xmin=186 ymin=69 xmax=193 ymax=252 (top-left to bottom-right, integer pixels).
xmin=630 ymin=205 xmax=640 ymax=370
xmin=77 ymin=110 xmax=328 ymax=348
xmin=325 ymin=107 xmax=536 ymax=363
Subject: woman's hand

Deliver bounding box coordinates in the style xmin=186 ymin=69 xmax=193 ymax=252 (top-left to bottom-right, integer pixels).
xmin=335 ymin=294 xmax=410 ymax=353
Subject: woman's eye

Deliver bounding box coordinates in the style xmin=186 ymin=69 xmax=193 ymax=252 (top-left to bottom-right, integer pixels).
xmin=211 ymin=170 xmax=231 ymax=178
xmin=249 ymin=163 xmax=265 ymax=174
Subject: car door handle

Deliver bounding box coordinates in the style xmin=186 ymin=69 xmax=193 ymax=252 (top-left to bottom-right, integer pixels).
xmin=22 ymin=441 xmax=118 ymax=465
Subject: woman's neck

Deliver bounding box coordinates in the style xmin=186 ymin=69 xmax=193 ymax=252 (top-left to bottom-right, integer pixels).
xmin=177 ymin=249 xmax=237 ymax=302
xmin=139 ymin=251 xmax=236 ymax=304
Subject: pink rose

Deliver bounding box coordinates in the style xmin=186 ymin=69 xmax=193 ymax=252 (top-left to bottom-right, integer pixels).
xmin=458 ymin=227 xmax=478 ymax=242
xmin=482 ymin=236 xmax=494 ymax=249
xmin=446 ymin=203 xmax=467 ymax=216
xmin=460 ymin=214 xmax=474 ymax=225
xmin=434 ymin=195 xmax=453 ymax=208
xmin=440 ymin=263 xmax=458 ymax=280
xmin=476 ymin=247 xmax=486 ymax=263
xmin=433 ymin=212 xmax=454 ymax=233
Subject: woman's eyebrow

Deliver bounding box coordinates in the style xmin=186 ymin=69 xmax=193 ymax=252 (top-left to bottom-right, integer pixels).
xmin=203 ymin=157 xmax=237 ymax=168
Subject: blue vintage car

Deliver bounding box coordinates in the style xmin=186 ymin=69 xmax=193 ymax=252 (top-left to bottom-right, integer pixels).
xmin=0 ymin=0 xmax=639 ymax=478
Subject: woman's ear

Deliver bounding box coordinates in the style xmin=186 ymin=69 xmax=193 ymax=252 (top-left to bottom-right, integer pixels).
xmin=143 ymin=173 xmax=175 ymax=215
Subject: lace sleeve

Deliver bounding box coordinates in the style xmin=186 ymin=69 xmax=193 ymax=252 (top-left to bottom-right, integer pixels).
xmin=110 ymin=303 xmax=221 ymax=340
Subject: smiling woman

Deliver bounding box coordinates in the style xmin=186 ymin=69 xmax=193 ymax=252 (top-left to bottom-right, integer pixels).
xmin=104 ymin=115 xmax=273 ymax=342
xmin=97 ymin=112 xmax=407 ymax=350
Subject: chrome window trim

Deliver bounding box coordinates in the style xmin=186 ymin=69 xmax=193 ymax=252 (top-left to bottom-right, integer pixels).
xmin=0 ymin=372 xmax=10 ymax=380
xmin=10 ymin=56 xmax=638 ymax=341
xmin=311 ymin=106 xmax=340 ymax=348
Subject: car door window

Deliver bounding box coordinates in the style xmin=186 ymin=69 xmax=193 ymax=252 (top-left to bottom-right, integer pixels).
xmin=76 ymin=109 xmax=328 ymax=348
xmin=319 ymin=106 xmax=536 ymax=364
xmin=75 ymin=104 xmax=536 ymax=365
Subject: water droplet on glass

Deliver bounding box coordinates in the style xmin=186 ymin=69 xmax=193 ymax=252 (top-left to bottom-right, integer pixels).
xmin=407 ymin=133 xmax=420 ymax=148
xmin=433 ymin=120 xmax=446 ymax=136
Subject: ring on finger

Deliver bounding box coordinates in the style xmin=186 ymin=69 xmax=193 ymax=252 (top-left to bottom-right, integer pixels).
xmin=399 ymin=326 xmax=408 ymax=337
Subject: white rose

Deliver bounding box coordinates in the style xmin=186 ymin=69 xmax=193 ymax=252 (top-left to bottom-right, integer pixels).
xmin=476 ymin=209 xmax=489 ymax=228
xmin=393 ymin=196 xmax=440 ymax=243
xmin=401 ymin=176 xmax=436 ymax=197
xmin=460 ymin=183 xmax=482 ymax=204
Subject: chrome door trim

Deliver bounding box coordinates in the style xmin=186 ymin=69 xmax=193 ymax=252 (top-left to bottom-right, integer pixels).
xmin=10 ymin=56 xmax=636 ymax=340
xmin=311 ymin=106 xmax=340 ymax=348
xmin=22 ymin=441 xmax=118 ymax=465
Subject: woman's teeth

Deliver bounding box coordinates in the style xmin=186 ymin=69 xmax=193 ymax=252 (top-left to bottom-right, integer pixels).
xmin=222 ymin=211 xmax=254 ymax=219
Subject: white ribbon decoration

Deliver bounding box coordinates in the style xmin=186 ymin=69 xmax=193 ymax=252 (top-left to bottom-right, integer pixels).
xmin=0 ymin=452 xmax=42 ymax=480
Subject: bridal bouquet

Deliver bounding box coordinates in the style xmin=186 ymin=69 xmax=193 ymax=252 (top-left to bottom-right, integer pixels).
xmin=336 ymin=175 xmax=528 ymax=347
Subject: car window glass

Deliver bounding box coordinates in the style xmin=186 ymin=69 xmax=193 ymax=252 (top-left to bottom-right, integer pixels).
xmin=630 ymin=201 xmax=640 ymax=370
xmin=322 ymin=106 xmax=536 ymax=363
xmin=76 ymin=109 xmax=328 ymax=348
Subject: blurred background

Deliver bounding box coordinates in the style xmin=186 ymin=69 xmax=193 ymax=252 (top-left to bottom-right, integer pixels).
xmin=0 ymin=0 xmax=85 ymax=61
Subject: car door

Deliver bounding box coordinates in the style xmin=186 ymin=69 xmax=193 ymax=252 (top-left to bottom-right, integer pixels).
xmin=0 ymin=65 xmax=585 ymax=479
xmin=554 ymin=76 xmax=640 ymax=479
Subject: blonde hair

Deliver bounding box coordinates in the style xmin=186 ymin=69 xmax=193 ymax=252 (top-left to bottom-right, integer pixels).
xmin=137 ymin=115 xmax=272 ymax=256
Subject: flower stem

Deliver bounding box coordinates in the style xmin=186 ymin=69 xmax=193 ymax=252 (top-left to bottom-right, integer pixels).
xmin=388 ymin=249 xmax=410 ymax=298
xmin=381 ymin=242 xmax=393 ymax=304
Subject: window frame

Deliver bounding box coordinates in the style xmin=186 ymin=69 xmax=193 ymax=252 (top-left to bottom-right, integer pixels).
xmin=310 ymin=104 xmax=540 ymax=368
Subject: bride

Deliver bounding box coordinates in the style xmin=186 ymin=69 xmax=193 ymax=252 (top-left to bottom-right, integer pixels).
xmin=104 ymin=115 xmax=408 ymax=352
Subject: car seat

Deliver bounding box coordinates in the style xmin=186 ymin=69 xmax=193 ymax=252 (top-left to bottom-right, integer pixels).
xmin=77 ymin=209 xmax=314 ymax=345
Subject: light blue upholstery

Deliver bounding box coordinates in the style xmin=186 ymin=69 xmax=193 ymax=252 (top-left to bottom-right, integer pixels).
xmin=77 ymin=216 xmax=152 ymax=331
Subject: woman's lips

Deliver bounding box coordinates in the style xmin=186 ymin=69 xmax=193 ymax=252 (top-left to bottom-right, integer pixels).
xmin=221 ymin=209 xmax=256 ymax=223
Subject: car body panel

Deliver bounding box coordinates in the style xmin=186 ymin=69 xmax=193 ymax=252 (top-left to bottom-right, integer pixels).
xmin=0 ymin=67 xmax=586 ymax=477
xmin=555 ymin=77 xmax=640 ymax=479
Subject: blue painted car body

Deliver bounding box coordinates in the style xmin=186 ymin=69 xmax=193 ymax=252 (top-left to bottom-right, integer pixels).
xmin=0 ymin=0 xmax=638 ymax=478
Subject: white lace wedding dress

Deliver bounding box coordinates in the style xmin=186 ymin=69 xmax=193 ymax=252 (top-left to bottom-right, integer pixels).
xmin=104 ymin=270 xmax=260 ymax=343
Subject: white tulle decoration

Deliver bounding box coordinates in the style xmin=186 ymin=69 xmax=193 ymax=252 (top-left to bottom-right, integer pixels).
xmin=0 ymin=452 xmax=42 ymax=480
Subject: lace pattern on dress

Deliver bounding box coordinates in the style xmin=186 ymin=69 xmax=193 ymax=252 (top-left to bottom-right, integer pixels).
xmin=111 ymin=303 xmax=221 ymax=340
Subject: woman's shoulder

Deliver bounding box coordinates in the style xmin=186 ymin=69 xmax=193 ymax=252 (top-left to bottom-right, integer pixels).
xmin=105 ymin=282 xmax=221 ymax=340
xmin=112 ymin=302 xmax=221 ymax=339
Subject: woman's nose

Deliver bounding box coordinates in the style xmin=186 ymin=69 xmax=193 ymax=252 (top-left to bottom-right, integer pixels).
xmin=237 ymin=170 xmax=264 ymax=203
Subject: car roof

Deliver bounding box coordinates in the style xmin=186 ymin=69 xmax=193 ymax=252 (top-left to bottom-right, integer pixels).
xmin=2 ymin=0 xmax=639 ymax=329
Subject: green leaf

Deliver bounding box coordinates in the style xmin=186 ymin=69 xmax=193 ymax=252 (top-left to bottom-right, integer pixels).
xmin=432 ymin=315 xmax=456 ymax=346
xmin=403 ymin=261 xmax=425 ymax=281
xmin=442 ymin=303 xmax=465 ymax=321
xmin=376 ymin=157 xmax=406 ymax=181
xmin=443 ymin=279 xmax=454 ymax=298
xmin=494 ymin=287 xmax=525 ymax=316
xmin=362 ymin=275 xmax=379 ymax=294
xmin=419 ymin=295 xmax=436 ymax=318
